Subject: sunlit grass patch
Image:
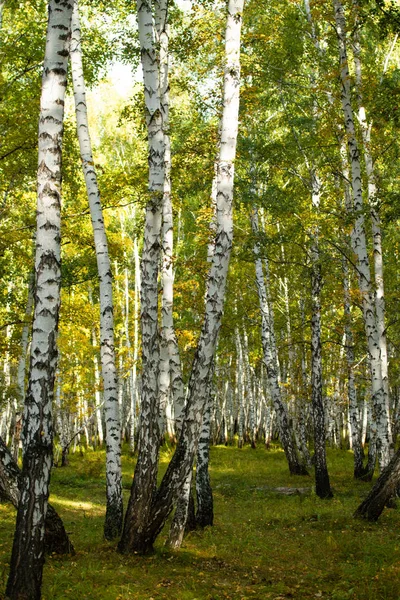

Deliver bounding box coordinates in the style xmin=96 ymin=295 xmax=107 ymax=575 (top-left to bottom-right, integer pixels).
xmin=1 ymin=445 xmax=400 ymax=598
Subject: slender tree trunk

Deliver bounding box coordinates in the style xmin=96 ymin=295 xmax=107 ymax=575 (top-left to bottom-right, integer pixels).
xmin=338 ymin=142 xmax=366 ymax=477
xmin=242 ymin=325 xmax=256 ymax=449
xmin=333 ymin=0 xmax=391 ymax=471
xmin=155 ymin=0 xmax=186 ymax=439
xmin=235 ymin=328 xmax=245 ymax=448
xmin=119 ymin=0 xmax=244 ymax=555
xmin=351 ymin=5 xmax=391 ymax=451
xmin=70 ymin=0 xmax=122 ymax=539
xmin=130 ymin=236 xmax=141 ymax=453
xmin=5 ymin=2 xmax=73 ymax=598
xmin=11 ymin=277 xmax=34 ymax=461
xmin=0 ymin=0 xmax=4 ymax=30
xmin=196 ymin=394 xmax=214 ymax=528
xmin=251 ymin=208 xmax=307 ymax=475
xmin=309 ymin=172 xmax=332 ymax=498
xmin=343 ymin=256 xmax=365 ymax=477
xmin=118 ymin=0 xmax=165 ymax=555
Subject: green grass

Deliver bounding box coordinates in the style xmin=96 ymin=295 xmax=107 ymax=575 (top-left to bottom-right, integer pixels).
xmin=1 ymin=445 xmax=400 ymax=599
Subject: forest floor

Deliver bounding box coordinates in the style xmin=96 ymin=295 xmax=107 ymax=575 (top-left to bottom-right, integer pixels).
xmin=1 ymin=444 xmax=400 ymax=600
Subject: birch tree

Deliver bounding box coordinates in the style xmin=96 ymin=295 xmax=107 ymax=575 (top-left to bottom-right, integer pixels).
xmin=70 ymin=0 xmax=123 ymax=540
xmin=155 ymin=0 xmax=186 ymax=439
xmin=6 ymin=1 xmax=73 ymax=598
xmin=118 ymin=0 xmax=165 ymax=555
xmin=251 ymin=207 xmax=308 ymax=476
xmin=351 ymin=0 xmax=391 ymax=446
xmin=309 ymin=173 xmax=332 ymax=497
xmin=0 ymin=437 xmax=74 ymax=556
xmin=333 ymin=0 xmax=392 ymax=471
xmin=119 ymin=0 xmax=245 ymax=554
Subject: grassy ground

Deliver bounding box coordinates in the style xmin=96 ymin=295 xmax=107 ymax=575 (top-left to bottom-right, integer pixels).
xmin=1 ymin=444 xmax=400 ymax=600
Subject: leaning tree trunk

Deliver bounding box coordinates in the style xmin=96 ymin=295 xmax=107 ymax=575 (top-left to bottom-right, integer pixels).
xmin=118 ymin=0 xmax=244 ymax=555
xmin=354 ymin=447 xmax=400 ymax=521
xmin=0 ymin=437 xmax=74 ymax=555
xmin=5 ymin=2 xmax=73 ymax=598
xmin=118 ymin=0 xmax=165 ymax=555
xmin=251 ymin=207 xmax=307 ymax=475
xmin=70 ymin=0 xmax=122 ymax=540
xmin=333 ymin=0 xmax=392 ymax=471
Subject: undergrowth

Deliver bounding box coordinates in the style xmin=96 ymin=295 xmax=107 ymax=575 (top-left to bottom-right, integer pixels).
xmin=1 ymin=445 xmax=400 ymax=599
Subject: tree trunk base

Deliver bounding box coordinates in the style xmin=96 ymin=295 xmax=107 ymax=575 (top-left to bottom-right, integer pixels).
xmin=45 ymin=505 xmax=75 ymax=555
xmin=104 ymin=499 xmax=123 ymax=541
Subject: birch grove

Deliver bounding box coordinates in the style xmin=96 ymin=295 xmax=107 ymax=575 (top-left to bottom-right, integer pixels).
xmin=2 ymin=0 xmax=400 ymax=594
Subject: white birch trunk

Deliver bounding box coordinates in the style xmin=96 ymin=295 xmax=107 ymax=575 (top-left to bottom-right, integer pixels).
xmin=343 ymin=255 xmax=365 ymax=476
xmin=0 ymin=0 xmax=4 ymax=30
xmin=155 ymin=0 xmax=186 ymax=438
xmin=118 ymin=0 xmax=165 ymax=555
xmin=70 ymin=1 xmax=122 ymax=539
xmin=251 ymin=207 xmax=307 ymax=475
xmin=333 ymin=0 xmax=392 ymax=470
xmin=119 ymin=0 xmax=244 ymax=555
xmin=6 ymin=2 xmax=73 ymax=597
xmin=351 ymin=5 xmax=391 ymax=449
xmin=130 ymin=236 xmax=141 ymax=453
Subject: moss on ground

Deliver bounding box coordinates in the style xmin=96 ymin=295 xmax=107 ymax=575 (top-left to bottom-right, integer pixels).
xmin=1 ymin=444 xmax=400 ymax=599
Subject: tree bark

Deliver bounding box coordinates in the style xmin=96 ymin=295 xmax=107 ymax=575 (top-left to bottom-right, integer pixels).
xmin=309 ymin=171 xmax=332 ymax=499
xmin=351 ymin=2 xmax=392 ymax=455
xmin=354 ymin=447 xmax=400 ymax=521
xmin=333 ymin=0 xmax=391 ymax=471
xmin=118 ymin=0 xmax=165 ymax=555
xmin=70 ymin=0 xmax=123 ymax=540
xmin=6 ymin=2 xmax=73 ymax=598
xmin=251 ymin=208 xmax=308 ymax=475
xmin=0 ymin=437 xmax=75 ymax=555
xmin=118 ymin=0 xmax=244 ymax=555
xmin=155 ymin=0 xmax=186 ymax=440
xmin=196 ymin=395 xmax=214 ymax=528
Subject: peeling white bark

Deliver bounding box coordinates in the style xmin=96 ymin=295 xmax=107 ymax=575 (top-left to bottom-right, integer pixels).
xmin=6 ymin=2 xmax=73 ymax=597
